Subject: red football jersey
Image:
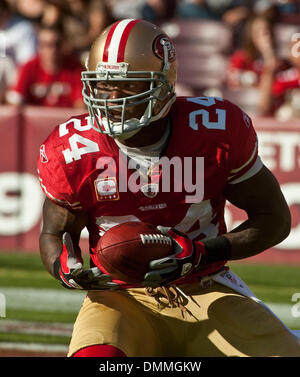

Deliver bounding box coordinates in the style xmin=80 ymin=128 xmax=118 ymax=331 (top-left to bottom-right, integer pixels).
xmin=269 ymin=67 xmax=300 ymax=114
xmin=37 ymin=96 xmax=261 ymax=287
xmin=8 ymin=55 xmax=83 ymax=107
xmin=272 ymin=67 xmax=300 ymax=97
xmin=227 ymin=50 xmax=263 ymax=88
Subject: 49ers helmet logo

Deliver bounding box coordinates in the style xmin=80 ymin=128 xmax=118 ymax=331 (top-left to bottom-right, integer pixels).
xmin=153 ymin=34 xmax=175 ymax=62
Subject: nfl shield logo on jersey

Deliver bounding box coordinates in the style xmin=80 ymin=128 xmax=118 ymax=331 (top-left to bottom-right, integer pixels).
xmin=141 ymin=183 xmax=159 ymax=198
xmin=95 ymin=177 xmax=119 ymax=201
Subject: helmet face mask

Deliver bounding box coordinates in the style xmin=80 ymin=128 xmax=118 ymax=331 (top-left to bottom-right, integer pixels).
xmin=81 ymin=19 xmax=177 ymax=137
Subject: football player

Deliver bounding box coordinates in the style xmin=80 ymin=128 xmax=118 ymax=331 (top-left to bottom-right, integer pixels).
xmin=38 ymin=19 xmax=300 ymax=357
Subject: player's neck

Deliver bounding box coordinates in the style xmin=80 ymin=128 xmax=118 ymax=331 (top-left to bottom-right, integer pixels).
xmin=115 ymin=116 xmax=170 ymax=148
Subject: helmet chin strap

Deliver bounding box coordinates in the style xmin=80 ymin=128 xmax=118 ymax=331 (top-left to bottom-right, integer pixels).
xmin=112 ymin=125 xmax=142 ymax=140
xmin=148 ymin=93 xmax=176 ymax=123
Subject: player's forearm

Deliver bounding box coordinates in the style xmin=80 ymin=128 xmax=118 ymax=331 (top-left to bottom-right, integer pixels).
xmin=219 ymin=166 xmax=291 ymax=262
xmin=39 ymin=198 xmax=87 ymax=277
xmin=223 ymin=211 xmax=291 ymax=260
xmin=39 ymin=232 xmax=63 ymax=277
xmin=199 ymin=211 xmax=291 ymax=265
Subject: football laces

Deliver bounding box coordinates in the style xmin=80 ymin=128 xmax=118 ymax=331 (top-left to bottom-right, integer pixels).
xmin=140 ymin=233 xmax=172 ymax=246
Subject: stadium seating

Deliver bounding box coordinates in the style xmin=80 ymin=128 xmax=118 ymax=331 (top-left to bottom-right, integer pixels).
xmin=162 ymin=20 xmax=233 ymax=93
xmin=162 ymin=19 xmax=232 ymax=54
xmin=220 ymin=87 xmax=261 ymax=116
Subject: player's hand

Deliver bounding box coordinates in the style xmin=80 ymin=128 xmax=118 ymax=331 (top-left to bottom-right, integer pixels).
xmin=143 ymin=226 xmax=204 ymax=287
xmin=53 ymin=232 xmax=119 ymax=290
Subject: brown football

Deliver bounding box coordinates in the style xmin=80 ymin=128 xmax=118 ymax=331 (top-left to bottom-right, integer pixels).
xmin=96 ymin=221 xmax=172 ymax=284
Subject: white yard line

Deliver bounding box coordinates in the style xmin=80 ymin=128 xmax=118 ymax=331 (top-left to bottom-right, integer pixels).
xmin=0 ymin=319 xmax=73 ymax=337
xmin=0 ymin=342 xmax=68 ymax=353
xmin=0 ymin=287 xmax=299 ymax=328
xmin=0 ymin=287 xmax=86 ymax=312
xmin=0 ymin=287 xmax=299 ymax=357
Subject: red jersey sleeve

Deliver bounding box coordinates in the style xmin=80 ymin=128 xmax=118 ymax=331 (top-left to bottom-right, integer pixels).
xmin=225 ymin=100 xmax=263 ymax=184
xmin=37 ymin=130 xmax=81 ymax=210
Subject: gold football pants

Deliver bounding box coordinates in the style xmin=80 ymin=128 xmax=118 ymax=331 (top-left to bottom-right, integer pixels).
xmin=68 ymin=278 xmax=300 ymax=357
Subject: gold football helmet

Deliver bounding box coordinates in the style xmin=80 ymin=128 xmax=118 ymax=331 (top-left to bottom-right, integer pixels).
xmin=82 ymin=19 xmax=177 ymax=137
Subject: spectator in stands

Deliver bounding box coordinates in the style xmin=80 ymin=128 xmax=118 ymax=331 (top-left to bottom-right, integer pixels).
xmin=107 ymin=0 xmax=146 ymax=20
xmin=142 ymin=0 xmax=177 ymax=23
xmin=39 ymin=1 xmax=63 ymax=27
xmin=176 ymin=0 xmax=251 ymax=22
xmin=263 ymin=0 xmax=300 ymax=24
xmin=218 ymin=0 xmax=253 ymax=48
xmin=12 ymin=0 xmax=45 ymax=25
xmin=270 ymin=36 xmax=300 ymax=119
xmin=227 ymin=14 xmax=279 ymax=89
xmin=220 ymin=0 xmax=251 ymax=26
xmin=226 ymin=13 xmax=292 ymax=115
xmin=176 ymin=0 xmax=220 ymax=20
xmin=0 ymin=0 xmax=37 ymax=67
xmin=62 ymin=0 xmax=98 ymax=53
xmin=6 ymin=23 xmax=84 ymax=108
xmin=87 ymin=0 xmax=115 ymax=49
xmin=176 ymin=0 xmax=252 ymax=49
xmin=39 ymin=0 xmax=114 ymax=61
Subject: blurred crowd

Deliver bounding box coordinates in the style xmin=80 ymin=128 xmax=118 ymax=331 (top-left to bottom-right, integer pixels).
xmin=1 ymin=0 xmax=300 ymax=120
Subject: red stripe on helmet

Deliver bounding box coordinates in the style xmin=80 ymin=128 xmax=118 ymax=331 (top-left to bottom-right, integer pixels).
xmin=117 ymin=19 xmax=140 ymax=62
xmin=102 ymin=20 xmax=121 ymax=62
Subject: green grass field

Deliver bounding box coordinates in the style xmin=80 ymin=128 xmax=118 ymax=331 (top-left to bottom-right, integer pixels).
xmin=0 ymin=251 xmax=300 ymax=351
